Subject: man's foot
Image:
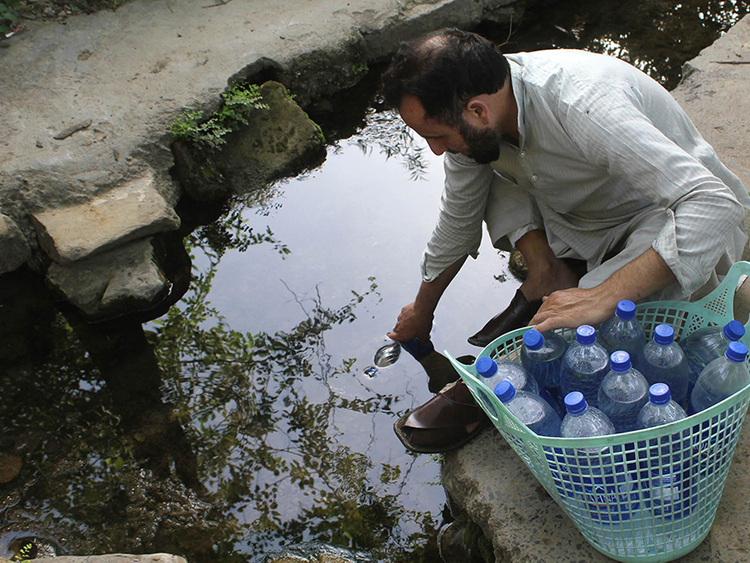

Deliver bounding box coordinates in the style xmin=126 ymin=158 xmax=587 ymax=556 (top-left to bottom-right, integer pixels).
xmin=393 ymin=379 xmax=491 ymax=453
xmin=467 ymin=258 xmax=585 ymax=348
xmin=467 ymin=288 xmax=542 ymax=347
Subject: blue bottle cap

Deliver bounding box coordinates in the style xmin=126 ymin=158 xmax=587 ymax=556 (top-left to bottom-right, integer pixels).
xmin=654 ymin=324 xmax=675 ymax=345
xmin=649 ymin=383 xmax=671 ymax=405
xmin=494 ymin=380 xmax=516 ymax=402
xmin=726 ymin=341 xmax=748 ymax=363
xmin=724 ymin=320 xmax=746 ymax=342
xmin=523 ymin=329 xmax=544 ymax=351
xmin=575 ymin=325 xmax=596 ymax=345
xmin=610 ymin=350 xmax=631 ymax=371
xmin=476 ymin=356 xmax=498 ymax=378
xmin=564 ymin=391 xmax=587 ymax=415
xmin=615 ymin=300 xmax=636 ymax=320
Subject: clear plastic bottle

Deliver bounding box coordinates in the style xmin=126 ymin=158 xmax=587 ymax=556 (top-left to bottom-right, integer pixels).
xmin=689 ymin=341 xmax=750 ymax=414
xmin=598 ymin=300 xmax=648 ymax=357
xmin=679 ymin=320 xmax=745 ymax=398
xmin=561 ymin=391 xmax=638 ymax=523
xmin=597 ymin=351 xmax=649 ymax=433
xmin=635 ymin=383 xmax=691 ymax=521
xmin=560 ymin=325 xmax=610 ymax=408
xmin=521 ymin=329 xmax=568 ymax=417
xmin=634 ymin=324 xmax=690 ymax=409
xmin=475 ymin=356 xmax=539 ymax=395
xmin=494 ymin=381 xmax=561 ymax=437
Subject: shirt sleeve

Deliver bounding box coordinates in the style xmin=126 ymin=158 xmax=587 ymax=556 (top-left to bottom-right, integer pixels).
xmin=420 ymin=153 xmax=494 ymax=282
xmin=561 ymin=85 xmax=746 ymax=295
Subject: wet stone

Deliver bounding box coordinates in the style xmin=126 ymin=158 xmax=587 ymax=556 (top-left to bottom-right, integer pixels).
xmin=31 ymin=170 xmax=180 ymax=265
xmin=0 ymin=214 xmax=31 ymax=274
xmin=0 ymin=455 xmax=22 ymax=484
xmin=46 ymin=237 xmax=168 ymax=320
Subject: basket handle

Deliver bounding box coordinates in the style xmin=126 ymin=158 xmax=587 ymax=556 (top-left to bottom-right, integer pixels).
xmin=690 ymin=260 xmax=750 ymax=326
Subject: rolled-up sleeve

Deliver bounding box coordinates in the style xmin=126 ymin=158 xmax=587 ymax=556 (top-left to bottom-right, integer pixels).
xmin=564 ymin=87 xmax=745 ymax=295
xmin=421 ymin=153 xmax=494 ymax=282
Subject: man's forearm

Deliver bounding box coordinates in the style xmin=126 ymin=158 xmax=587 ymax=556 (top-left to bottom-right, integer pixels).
xmin=414 ymin=255 xmax=468 ymax=315
xmin=531 ymin=248 xmax=676 ymax=332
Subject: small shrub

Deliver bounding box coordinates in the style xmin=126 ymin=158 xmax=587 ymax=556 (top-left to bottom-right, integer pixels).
xmin=168 ymin=83 xmax=268 ymax=150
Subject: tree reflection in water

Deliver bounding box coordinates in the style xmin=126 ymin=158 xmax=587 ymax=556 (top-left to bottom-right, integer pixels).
xmin=0 ymin=203 xmax=443 ymax=562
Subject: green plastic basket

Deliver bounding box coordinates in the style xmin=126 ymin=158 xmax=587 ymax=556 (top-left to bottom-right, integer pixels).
xmin=446 ymin=260 xmax=750 ymax=562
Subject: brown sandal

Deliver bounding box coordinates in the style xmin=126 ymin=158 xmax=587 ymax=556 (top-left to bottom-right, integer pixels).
xmin=394 ymin=380 xmax=492 ymax=454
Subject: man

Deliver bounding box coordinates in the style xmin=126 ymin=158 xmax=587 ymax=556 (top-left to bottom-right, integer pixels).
xmin=384 ymin=28 xmax=750 ymax=453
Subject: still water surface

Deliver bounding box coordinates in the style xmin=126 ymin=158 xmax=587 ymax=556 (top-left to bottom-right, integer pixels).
xmin=1 ymin=1 xmax=748 ymax=561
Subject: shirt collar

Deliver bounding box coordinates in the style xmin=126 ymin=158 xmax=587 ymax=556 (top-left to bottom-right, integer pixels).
xmin=507 ymin=56 xmax=527 ymax=149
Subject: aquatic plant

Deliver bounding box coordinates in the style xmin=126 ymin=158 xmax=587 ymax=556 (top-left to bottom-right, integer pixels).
xmin=168 ymin=83 xmax=269 ymax=150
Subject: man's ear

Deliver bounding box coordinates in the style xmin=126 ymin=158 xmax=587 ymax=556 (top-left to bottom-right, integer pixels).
xmin=463 ymin=96 xmax=492 ymax=127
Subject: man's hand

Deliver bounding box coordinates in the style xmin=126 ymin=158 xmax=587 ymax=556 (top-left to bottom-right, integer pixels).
xmin=388 ymin=302 xmax=433 ymax=342
xmin=530 ymin=286 xmax=619 ymax=333
xmin=530 ymin=247 xmax=677 ymax=333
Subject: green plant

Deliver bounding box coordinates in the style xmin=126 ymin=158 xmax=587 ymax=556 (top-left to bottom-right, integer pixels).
xmin=11 ymin=541 xmax=33 ymax=562
xmin=168 ymin=83 xmax=268 ymax=150
xmin=0 ymin=0 xmax=19 ymax=35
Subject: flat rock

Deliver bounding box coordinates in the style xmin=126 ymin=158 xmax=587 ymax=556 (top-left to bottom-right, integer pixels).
xmin=46 ymin=237 xmax=168 ymax=319
xmin=0 ymin=213 xmax=31 ymax=274
xmin=31 ymin=171 xmax=180 ymax=264
xmin=0 ymin=454 xmax=22 ymax=483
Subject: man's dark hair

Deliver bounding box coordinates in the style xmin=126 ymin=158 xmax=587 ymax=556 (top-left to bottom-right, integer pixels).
xmin=382 ymin=28 xmax=510 ymax=125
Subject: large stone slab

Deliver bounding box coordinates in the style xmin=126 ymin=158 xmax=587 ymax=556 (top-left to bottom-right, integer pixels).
xmin=672 ymin=14 xmax=750 ymax=190
xmin=31 ymin=172 xmax=180 ymax=265
xmin=46 ymin=237 xmax=168 ymax=319
xmin=0 ymin=213 xmax=31 ymax=274
xmin=28 ymin=555 xmax=186 ymax=563
xmin=442 ymin=423 xmax=750 ymax=562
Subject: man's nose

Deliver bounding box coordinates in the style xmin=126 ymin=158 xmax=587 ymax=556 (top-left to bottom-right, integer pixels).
xmin=426 ymin=138 xmax=445 ymax=156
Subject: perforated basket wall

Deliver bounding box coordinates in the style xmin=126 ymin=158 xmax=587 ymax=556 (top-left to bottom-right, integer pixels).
xmin=447 ymin=261 xmax=750 ymax=563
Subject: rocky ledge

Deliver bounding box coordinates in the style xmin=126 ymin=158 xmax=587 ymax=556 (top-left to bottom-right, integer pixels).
xmin=0 ymin=0 xmax=525 ymax=322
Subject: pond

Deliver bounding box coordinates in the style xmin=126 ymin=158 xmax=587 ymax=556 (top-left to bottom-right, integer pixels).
xmin=1 ymin=1 xmax=748 ymax=561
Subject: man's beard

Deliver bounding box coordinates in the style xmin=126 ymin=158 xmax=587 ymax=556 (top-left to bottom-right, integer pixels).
xmin=458 ymin=118 xmax=502 ymax=164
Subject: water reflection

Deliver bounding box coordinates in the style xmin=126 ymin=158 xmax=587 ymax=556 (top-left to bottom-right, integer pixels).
xmin=481 ymin=0 xmax=749 ymax=89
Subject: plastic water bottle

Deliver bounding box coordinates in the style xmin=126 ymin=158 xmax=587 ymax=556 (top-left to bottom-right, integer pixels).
xmin=635 ymin=383 xmax=691 ymax=520
xmin=598 ymin=300 xmax=648 ymax=357
xmin=634 ymin=325 xmax=690 ymax=409
xmin=520 ymin=329 xmax=568 ymax=417
xmin=521 ymin=329 xmax=568 ymax=389
xmin=689 ymin=341 xmax=750 ymax=414
xmin=597 ymin=351 xmax=649 ymax=433
xmin=561 ymin=392 xmax=639 ymax=523
xmin=494 ymin=381 xmax=561 ymax=437
xmin=560 ymin=325 xmax=610 ymax=408
xmin=680 ymin=320 xmax=745 ymax=398
xmin=475 ymin=356 xmax=539 ymax=395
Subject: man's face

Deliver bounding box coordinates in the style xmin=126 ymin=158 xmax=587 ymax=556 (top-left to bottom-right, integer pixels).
xmin=398 ymin=94 xmax=501 ymax=164
xmin=458 ymin=116 xmax=501 ymax=164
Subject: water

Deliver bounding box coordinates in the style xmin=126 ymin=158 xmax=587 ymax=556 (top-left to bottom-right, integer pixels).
xmin=476 ymin=356 xmax=539 ymax=395
xmin=560 ymin=393 xmax=639 ymax=523
xmin=597 ymin=351 xmax=649 ymax=433
xmin=689 ymin=341 xmax=750 ymax=414
xmin=635 ymin=383 xmax=691 ymax=520
xmin=680 ymin=320 xmax=745 ymax=397
xmin=2 ymin=1 xmax=748 ymax=559
xmin=560 ymin=326 xmax=610 ymax=408
xmin=597 ymin=300 xmax=648 ymax=358
xmin=520 ymin=329 xmax=567 ymax=389
xmin=494 ymin=381 xmax=561 ymax=436
xmin=634 ymin=325 xmax=690 ymax=410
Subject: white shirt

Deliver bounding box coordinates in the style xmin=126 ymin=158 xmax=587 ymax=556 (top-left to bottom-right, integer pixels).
xmin=421 ymin=49 xmax=749 ymax=298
